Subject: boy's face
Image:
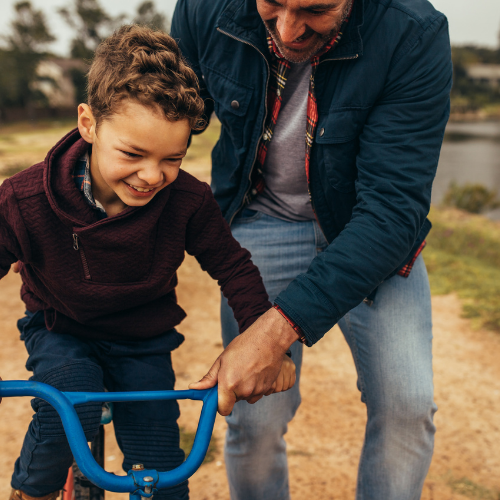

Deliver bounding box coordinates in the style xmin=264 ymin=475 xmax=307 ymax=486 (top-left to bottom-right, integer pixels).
xmin=78 ymin=99 xmax=191 ymax=215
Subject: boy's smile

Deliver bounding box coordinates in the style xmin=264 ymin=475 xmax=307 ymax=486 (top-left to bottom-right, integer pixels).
xmin=78 ymin=100 xmax=191 ymax=216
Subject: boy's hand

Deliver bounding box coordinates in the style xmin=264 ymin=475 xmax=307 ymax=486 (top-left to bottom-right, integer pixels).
xmin=264 ymin=354 xmax=296 ymax=396
xmin=189 ymin=307 xmax=299 ymax=416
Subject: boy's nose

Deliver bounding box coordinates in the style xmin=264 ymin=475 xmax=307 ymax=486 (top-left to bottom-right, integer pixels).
xmin=136 ymin=165 xmax=164 ymax=186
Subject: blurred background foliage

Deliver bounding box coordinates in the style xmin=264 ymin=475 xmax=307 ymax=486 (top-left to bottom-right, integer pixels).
xmin=0 ymin=0 xmax=499 ymax=120
xmin=451 ymin=45 xmax=500 ymax=114
xmin=0 ymin=0 xmax=169 ymax=119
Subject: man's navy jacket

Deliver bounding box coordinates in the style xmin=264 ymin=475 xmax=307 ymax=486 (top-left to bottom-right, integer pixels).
xmin=171 ymin=0 xmax=452 ymax=346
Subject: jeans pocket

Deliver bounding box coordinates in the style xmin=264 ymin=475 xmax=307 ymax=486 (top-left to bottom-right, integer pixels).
xmin=233 ymin=208 xmax=262 ymax=224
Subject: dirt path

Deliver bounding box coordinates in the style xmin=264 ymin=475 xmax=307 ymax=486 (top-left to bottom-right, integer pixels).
xmin=1 ymin=256 xmax=500 ymax=500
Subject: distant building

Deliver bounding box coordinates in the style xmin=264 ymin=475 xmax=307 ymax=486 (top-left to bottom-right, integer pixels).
xmin=32 ymin=58 xmax=88 ymax=108
xmin=466 ymin=64 xmax=500 ymax=88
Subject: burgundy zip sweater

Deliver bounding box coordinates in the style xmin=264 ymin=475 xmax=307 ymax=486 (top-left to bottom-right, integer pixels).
xmin=0 ymin=129 xmax=272 ymax=341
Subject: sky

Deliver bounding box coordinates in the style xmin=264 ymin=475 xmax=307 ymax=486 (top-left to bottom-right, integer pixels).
xmin=0 ymin=0 xmax=499 ymax=56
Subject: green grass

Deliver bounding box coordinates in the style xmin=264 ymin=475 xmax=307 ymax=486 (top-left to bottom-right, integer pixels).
xmin=447 ymin=475 xmax=500 ymax=500
xmin=0 ymin=161 xmax=33 ymax=176
xmin=180 ymin=427 xmax=218 ymax=464
xmin=426 ymin=206 xmax=500 ymax=332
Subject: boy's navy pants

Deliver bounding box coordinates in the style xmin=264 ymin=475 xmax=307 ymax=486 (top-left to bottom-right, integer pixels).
xmin=12 ymin=311 xmax=188 ymax=500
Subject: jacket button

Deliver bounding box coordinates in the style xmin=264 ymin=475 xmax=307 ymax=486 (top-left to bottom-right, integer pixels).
xmin=319 ymin=128 xmax=325 ymax=137
xmin=231 ymin=100 xmax=240 ymax=110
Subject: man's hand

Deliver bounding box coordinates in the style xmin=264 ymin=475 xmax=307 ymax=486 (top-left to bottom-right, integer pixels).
xmin=189 ymin=307 xmax=300 ymax=415
xmin=11 ymin=261 xmax=20 ymax=273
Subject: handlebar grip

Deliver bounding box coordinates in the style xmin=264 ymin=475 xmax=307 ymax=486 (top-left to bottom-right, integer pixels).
xmin=0 ymin=380 xmax=218 ymax=491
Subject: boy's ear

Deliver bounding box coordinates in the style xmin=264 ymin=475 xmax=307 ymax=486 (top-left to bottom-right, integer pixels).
xmin=78 ymin=104 xmax=96 ymax=144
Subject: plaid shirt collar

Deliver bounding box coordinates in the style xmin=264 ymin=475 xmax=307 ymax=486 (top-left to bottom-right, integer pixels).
xmin=248 ymin=11 xmax=352 ymax=199
xmin=73 ymin=152 xmax=107 ymax=218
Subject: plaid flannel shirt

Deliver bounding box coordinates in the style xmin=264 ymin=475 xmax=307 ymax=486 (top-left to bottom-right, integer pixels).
xmin=252 ymin=10 xmax=426 ymax=336
xmin=73 ymin=152 xmax=107 ymax=218
xmin=250 ymin=9 xmax=424 ymax=283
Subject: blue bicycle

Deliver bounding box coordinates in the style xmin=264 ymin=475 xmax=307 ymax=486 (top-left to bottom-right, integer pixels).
xmin=0 ymin=381 xmax=218 ymax=500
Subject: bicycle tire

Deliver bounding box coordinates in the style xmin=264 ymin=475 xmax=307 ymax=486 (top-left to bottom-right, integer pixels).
xmin=71 ymin=426 xmax=105 ymax=500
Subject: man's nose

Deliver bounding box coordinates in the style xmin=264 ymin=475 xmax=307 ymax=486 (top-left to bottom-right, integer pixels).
xmin=276 ymin=11 xmax=305 ymax=44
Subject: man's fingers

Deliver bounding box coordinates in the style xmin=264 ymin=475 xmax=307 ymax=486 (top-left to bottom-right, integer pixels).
xmin=11 ymin=261 xmax=20 ymax=274
xmin=217 ymin=386 xmax=237 ymax=416
xmin=188 ymin=358 xmax=221 ymax=390
xmin=246 ymin=394 xmax=263 ymax=405
xmin=264 ymin=380 xmax=277 ymax=396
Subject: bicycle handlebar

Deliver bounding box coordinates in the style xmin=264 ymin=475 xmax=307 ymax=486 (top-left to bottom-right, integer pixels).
xmin=0 ymin=380 xmax=218 ymax=493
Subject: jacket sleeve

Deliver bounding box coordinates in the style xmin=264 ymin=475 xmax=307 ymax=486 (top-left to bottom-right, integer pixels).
xmin=275 ymin=15 xmax=453 ymax=346
xmin=171 ymin=0 xmax=215 ymax=131
xmin=0 ymin=179 xmax=25 ymax=280
xmin=185 ymin=184 xmax=272 ymax=333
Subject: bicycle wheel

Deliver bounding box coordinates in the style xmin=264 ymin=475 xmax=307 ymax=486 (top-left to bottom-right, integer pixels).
xmin=69 ymin=426 xmax=105 ymax=500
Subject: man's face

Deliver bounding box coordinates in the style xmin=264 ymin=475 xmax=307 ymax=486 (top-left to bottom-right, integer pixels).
xmin=257 ymin=0 xmax=353 ymax=63
xmin=78 ymin=99 xmax=191 ymax=214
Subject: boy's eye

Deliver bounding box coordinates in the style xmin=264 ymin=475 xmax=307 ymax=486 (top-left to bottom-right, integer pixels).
xmin=121 ymin=150 xmax=141 ymax=158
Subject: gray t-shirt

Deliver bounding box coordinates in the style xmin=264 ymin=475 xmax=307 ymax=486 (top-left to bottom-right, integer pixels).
xmin=248 ymin=60 xmax=315 ymax=222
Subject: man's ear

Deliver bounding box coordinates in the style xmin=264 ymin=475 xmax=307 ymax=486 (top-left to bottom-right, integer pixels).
xmin=78 ymin=104 xmax=96 ymax=144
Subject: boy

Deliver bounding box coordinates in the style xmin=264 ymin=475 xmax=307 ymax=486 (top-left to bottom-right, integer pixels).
xmin=0 ymin=25 xmax=295 ymax=500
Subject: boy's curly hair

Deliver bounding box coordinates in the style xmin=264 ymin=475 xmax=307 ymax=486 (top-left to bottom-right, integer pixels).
xmin=87 ymin=25 xmax=205 ymax=130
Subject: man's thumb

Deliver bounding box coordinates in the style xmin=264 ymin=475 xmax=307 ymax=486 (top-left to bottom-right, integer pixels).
xmin=188 ymin=359 xmax=220 ymax=390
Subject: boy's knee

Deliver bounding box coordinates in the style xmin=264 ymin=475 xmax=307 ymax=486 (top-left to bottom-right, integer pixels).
xmin=34 ymin=399 xmax=102 ymax=440
xmin=31 ymin=361 xmax=104 ymax=440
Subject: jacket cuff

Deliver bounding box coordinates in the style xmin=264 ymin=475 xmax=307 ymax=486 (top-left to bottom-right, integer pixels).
xmin=273 ymin=304 xmax=308 ymax=345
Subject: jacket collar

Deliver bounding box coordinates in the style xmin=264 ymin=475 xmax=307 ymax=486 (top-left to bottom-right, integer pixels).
xmin=216 ymin=0 xmax=364 ymax=60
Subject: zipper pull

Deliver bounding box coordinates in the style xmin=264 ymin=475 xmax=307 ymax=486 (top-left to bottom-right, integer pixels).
xmin=73 ymin=233 xmax=79 ymax=250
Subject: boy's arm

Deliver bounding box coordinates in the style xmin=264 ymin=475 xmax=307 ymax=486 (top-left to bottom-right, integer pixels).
xmin=0 ymin=180 xmax=25 ymax=280
xmin=186 ymin=186 xmax=299 ymax=414
xmin=185 ymin=185 xmax=272 ymax=332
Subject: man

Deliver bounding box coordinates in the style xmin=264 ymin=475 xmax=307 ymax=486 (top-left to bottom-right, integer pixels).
xmin=171 ymin=0 xmax=452 ymax=498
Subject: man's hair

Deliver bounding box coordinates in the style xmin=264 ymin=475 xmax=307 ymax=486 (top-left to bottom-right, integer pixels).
xmin=87 ymin=25 xmax=205 ymax=129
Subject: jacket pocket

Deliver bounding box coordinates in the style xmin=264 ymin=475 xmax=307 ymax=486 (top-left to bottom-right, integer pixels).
xmin=315 ymin=108 xmax=370 ymax=193
xmin=202 ymin=64 xmax=254 ymax=150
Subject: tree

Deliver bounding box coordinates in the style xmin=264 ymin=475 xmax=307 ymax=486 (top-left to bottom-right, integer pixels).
xmin=0 ymin=1 xmax=55 ymax=112
xmin=8 ymin=1 xmax=55 ymax=52
xmin=58 ymin=0 xmax=125 ymax=60
xmin=133 ymin=1 xmax=169 ymax=32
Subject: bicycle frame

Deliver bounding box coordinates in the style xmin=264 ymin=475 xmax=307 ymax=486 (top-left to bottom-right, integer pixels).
xmin=0 ymin=380 xmax=218 ymax=499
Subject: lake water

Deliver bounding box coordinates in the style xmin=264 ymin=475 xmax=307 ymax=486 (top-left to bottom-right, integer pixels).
xmin=433 ymin=121 xmax=500 ymax=214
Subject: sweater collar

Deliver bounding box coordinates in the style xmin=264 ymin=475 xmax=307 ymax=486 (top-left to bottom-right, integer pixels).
xmin=43 ymin=128 xmax=172 ymax=228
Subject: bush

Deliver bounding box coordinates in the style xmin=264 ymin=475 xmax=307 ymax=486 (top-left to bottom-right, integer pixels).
xmin=442 ymin=182 xmax=500 ymax=213
xmin=426 ymin=206 xmax=500 ymax=332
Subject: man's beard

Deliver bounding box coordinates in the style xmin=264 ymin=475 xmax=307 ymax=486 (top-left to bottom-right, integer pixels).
xmin=264 ymin=0 xmax=353 ymax=63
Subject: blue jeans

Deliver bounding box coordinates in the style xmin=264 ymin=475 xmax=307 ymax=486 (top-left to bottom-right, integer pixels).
xmin=221 ymin=211 xmax=435 ymax=500
xmin=12 ymin=311 xmax=188 ymax=500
